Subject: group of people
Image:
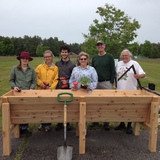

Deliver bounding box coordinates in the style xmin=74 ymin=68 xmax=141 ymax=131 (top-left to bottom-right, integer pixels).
xmin=9 ymin=41 xmax=146 ymax=137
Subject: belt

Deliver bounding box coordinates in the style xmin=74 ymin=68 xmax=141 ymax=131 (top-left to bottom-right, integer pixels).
xmin=98 ymin=80 xmax=107 ymax=82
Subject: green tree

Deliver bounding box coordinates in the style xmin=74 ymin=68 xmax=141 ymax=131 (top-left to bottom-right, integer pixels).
xmin=0 ymin=37 xmax=14 ymax=56
xmin=141 ymin=40 xmax=153 ymax=58
xmin=36 ymin=45 xmax=50 ymax=57
xmin=128 ymin=42 xmax=140 ymax=56
xmin=83 ymin=3 xmax=140 ymax=57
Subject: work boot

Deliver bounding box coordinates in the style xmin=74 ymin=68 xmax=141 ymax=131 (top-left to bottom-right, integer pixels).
xmin=114 ymin=122 xmax=126 ymax=130
xmin=104 ymin=122 xmax=110 ymax=131
xmin=55 ymin=123 xmax=63 ymax=131
xmin=126 ymin=122 xmax=133 ymax=134
xmin=89 ymin=122 xmax=99 ymax=128
xmin=126 ymin=127 xmax=133 ymax=134
xmin=67 ymin=123 xmax=73 ymax=131
xmin=20 ymin=129 xmax=32 ymax=138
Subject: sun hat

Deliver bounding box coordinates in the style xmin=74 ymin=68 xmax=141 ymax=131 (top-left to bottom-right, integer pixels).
xmin=96 ymin=40 xmax=105 ymax=46
xmin=17 ymin=52 xmax=33 ymax=61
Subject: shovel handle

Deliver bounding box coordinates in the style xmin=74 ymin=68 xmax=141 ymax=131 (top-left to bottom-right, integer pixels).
xmin=57 ymin=92 xmax=73 ymax=105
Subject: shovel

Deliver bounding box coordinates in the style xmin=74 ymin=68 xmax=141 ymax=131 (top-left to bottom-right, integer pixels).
xmin=57 ymin=92 xmax=74 ymax=160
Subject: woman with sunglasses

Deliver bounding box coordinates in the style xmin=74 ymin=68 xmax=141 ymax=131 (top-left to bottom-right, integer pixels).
xmin=69 ymin=52 xmax=98 ymax=92
xmin=9 ymin=52 xmax=36 ymax=137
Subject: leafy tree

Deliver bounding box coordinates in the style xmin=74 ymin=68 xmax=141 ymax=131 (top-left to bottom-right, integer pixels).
xmin=36 ymin=45 xmax=50 ymax=57
xmin=69 ymin=43 xmax=82 ymax=55
xmin=82 ymin=3 xmax=140 ymax=57
xmin=128 ymin=42 xmax=140 ymax=56
xmin=0 ymin=37 xmax=14 ymax=56
xmin=141 ymin=40 xmax=153 ymax=58
xmin=151 ymin=45 xmax=160 ymax=58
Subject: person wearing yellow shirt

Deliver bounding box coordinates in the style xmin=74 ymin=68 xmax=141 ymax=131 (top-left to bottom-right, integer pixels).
xmin=35 ymin=50 xmax=58 ymax=132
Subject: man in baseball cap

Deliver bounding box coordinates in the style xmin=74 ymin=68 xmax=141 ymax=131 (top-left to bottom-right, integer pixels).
xmin=96 ymin=40 xmax=105 ymax=46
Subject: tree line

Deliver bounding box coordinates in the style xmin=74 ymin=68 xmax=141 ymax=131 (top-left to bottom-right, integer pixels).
xmin=0 ymin=35 xmax=82 ymax=57
xmin=0 ymin=35 xmax=160 ymax=59
xmin=0 ymin=3 xmax=160 ymax=59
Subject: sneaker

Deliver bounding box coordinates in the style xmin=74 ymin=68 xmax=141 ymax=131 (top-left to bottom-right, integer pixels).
xmin=104 ymin=122 xmax=110 ymax=131
xmin=45 ymin=126 xmax=52 ymax=132
xmin=126 ymin=127 xmax=133 ymax=134
xmin=38 ymin=124 xmax=45 ymax=131
xmin=114 ymin=122 xmax=126 ymax=130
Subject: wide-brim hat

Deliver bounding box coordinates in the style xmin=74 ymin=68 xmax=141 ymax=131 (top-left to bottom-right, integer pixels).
xmin=96 ymin=40 xmax=105 ymax=46
xmin=17 ymin=52 xmax=33 ymax=61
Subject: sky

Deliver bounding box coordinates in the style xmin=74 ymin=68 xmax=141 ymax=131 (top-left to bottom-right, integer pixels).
xmin=0 ymin=0 xmax=160 ymax=44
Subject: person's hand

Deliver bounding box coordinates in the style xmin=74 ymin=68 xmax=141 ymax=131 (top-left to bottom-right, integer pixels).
xmin=71 ymin=86 xmax=78 ymax=91
xmin=43 ymin=82 xmax=50 ymax=86
xmin=41 ymin=83 xmax=47 ymax=89
xmin=14 ymin=87 xmax=21 ymax=92
xmin=61 ymin=79 xmax=67 ymax=84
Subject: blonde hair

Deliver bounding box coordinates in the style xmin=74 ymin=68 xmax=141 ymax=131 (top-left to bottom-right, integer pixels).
xmin=43 ymin=50 xmax=54 ymax=57
xmin=77 ymin=51 xmax=90 ymax=66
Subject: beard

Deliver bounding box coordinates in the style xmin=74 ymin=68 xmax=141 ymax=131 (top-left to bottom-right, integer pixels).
xmin=62 ymin=55 xmax=68 ymax=60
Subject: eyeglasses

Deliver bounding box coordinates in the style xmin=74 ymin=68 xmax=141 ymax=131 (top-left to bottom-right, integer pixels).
xmin=80 ymin=58 xmax=87 ymax=61
xmin=122 ymin=55 xmax=129 ymax=57
xmin=44 ymin=56 xmax=52 ymax=59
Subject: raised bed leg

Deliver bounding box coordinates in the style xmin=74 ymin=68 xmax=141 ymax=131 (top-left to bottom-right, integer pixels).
xmin=79 ymin=102 xmax=86 ymax=154
xmin=149 ymin=99 xmax=159 ymax=152
xmin=2 ymin=103 xmax=11 ymax=156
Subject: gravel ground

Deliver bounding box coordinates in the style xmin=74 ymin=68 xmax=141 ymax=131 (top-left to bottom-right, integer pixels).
xmin=0 ymin=129 xmax=160 ymax=160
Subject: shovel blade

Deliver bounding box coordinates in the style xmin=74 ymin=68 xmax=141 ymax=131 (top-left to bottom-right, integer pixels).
xmin=57 ymin=145 xmax=73 ymax=160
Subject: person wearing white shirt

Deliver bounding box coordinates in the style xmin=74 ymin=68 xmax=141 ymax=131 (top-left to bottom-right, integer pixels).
xmin=115 ymin=49 xmax=146 ymax=134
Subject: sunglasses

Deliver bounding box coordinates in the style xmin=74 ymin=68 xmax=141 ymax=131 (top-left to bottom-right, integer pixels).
xmin=80 ymin=58 xmax=87 ymax=60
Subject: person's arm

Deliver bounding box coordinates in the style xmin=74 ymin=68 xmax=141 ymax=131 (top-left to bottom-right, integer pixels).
xmin=69 ymin=68 xmax=77 ymax=90
xmin=134 ymin=62 xmax=146 ymax=79
xmin=134 ymin=73 xmax=145 ymax=79
xmin=9 ymin=67 xmax=16 ymax=89
xmin=49 ymin=66 xmax=59 ymax=89
xmin=110 ymin=56 xmax=116 ymax=84
xmin=30 ymin=69 xmax=37 ymax=89
xmin=35 ymin=65 xmax=44 ymax=88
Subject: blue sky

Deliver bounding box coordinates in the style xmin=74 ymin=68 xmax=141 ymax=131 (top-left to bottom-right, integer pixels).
xmin=0 ymin=0 xmax=160 ymax=44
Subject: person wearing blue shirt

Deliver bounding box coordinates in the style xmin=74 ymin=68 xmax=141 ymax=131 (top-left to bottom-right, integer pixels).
xmin=69 ymin=52 xmax=98 ymax=92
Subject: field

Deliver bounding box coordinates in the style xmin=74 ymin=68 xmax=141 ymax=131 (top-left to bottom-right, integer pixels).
xmin=0 ymin=56 xmax=160 ymax=131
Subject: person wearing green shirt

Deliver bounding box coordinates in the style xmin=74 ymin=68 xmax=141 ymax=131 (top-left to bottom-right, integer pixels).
xmin=9 ymin=52 xmax=36 ymax=137
xmin=90 ymin=40 xmax=115 ymax=131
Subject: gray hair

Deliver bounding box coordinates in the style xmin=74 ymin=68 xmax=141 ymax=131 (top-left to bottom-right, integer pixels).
xmin=77 ymin=51 xmax=90 ymax=66
xmin=120 ymin=49 xmax=132 ymax=59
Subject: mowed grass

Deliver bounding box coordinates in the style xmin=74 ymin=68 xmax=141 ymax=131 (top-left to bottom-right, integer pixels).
xmin=136 ymin=59 xmax=160 ymax=91
xmin=0 ymin=56 xmax=160 ymax=131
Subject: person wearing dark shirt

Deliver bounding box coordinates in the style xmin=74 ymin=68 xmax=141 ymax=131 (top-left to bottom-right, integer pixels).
xmin=91 ymin=40 xmax=115 ymax=131
xmin=55 ymin=44 xmax=75 ymax=131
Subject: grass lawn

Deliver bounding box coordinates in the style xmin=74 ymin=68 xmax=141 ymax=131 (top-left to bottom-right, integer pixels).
xmin=0 ymin=56 xmax=160 ymax=131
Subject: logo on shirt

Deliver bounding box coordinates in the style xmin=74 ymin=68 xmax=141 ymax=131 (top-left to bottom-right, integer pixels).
xmin=117 ymin=67 xmax=128 ymax=80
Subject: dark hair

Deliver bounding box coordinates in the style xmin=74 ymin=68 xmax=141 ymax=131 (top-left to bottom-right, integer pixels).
xmin=60 ymin=44 xmax=70 ymax=53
